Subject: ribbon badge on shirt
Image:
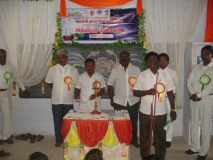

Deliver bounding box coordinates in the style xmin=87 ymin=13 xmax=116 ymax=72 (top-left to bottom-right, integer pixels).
xmin=154 ymin=82 xmax=165 ymax=103
xmin=199 ymin=75 xmax=210 ymax=90
xmin=128 ymin=76 xmax=137 ymax=91
xmin=64 ymin=76 xmax=73 ymax=91
xmin=4 ymin=71 xmax=12 ymax=84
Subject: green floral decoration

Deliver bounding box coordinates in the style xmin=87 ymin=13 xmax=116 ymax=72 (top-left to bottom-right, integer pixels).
xmin=138 ymin=9 xmax=147 ymax=70
xmin=138 ymin=10 xmax=146 ymax=43
xmin=51 ymin=11 xmax=147 ymax=68
xmin=51 ymin=13 xmax=79 ymax=66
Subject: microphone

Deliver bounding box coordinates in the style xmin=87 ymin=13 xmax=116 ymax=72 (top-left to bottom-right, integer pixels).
xmin=154 ymin=62 xmax=159 ymax=68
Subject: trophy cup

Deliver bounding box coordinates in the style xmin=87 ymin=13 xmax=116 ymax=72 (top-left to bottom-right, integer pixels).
xmin=91 ymin=80 xmax=101 ymax=114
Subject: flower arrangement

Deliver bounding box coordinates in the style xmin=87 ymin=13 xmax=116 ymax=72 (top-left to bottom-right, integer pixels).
xmin=12 ymin=81 xmax=16 ymax=96
xmin=138 ymin=9 xmax=147 ymax=70
xmin=79 ymin=141 xmax=85 ymax=160
xmin=41 ymin=79 xmax=45 ymax=94
xmin=121 ymin=143 xmax=127 ymax=160
xmin=98 ymin=142 xmax=103 ymax=150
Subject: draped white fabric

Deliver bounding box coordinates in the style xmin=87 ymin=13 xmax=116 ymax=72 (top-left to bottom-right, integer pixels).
xmin=0 ymin=0 xmax=58 ymax=86
xmin=143 ymin=0 xmax=206 ymax=109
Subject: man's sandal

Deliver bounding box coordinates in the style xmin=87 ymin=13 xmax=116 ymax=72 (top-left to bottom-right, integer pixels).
xmin=36 ymin=135 xmax=44 ymax=142
xmin=30 ymin=135 xmax=37 ymax=143
xmin=15 ymin=134 xmax=28 ymax=140
xmin=0 ymin=150 xmax=10 ymax=157
xmin=25 ymin=133 xmax=32 ymax=139
xmin=55 ymin=142 xmax=61 ymax=147
xmin=3 ymin=139 xmax=14 ymax=144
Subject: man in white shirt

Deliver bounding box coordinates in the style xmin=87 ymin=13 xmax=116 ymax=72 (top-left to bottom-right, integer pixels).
xmin=186 ymin=45 xmax=213 ymax=160
xmin=107 ymin=51 xmax=141 ymax=148
xmin=133 ymin=52 xmax=176 ymax=160
xmin=0 ymin=49 xmax=30 ymax=145
xmin=45 ymin=49 xmax=79 ymax=147
xmin=75 ymin=58 xmax=105 ymax=112
xmin=159 ymin=53 xmax=179 ymax=148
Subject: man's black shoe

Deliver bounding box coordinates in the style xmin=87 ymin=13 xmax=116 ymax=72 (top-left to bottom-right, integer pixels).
xmin=132 ymin=143 xmax=140 ymax=148
xmin=196 ymin=155 xmax=207 ymax=160
xmin=3 ymin=139 xmax=14 ymax=144
xmin=166 ymin=141 xmax=171 ymax=148
xmin=185 ymin=149 xmax=199 ymax=155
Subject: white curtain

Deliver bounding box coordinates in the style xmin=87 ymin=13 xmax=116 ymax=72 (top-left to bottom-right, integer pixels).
xmin=0 ymin=0 xmax=58 ymax=86
xmin=143 ymin=0 xmax=206 ymax=109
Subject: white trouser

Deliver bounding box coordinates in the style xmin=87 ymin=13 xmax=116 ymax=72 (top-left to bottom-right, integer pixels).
xmin=166 ymin=98 xmax=173 ymax=142
xmin=0 ymin=90 xmax=11 ymax=140
xmin=190 ymin=95 xmax=213 ymax=156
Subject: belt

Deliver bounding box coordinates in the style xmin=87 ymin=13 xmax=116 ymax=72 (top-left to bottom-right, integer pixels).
xmin=0 ymin=89 xmax=7 ymax=91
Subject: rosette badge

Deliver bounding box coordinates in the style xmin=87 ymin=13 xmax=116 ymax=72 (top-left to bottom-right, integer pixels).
xmin=128 ymin=76 xmax=137 ymax=91
xmin=199 ymin=75 xmax=211 ymax=90
xmin=64 ymin=76 xmax=73 ymax=91
xmin=154 ymin=82 xmax=165 ymax=102
xmin=4 ymin=71 xmax=12 ymax=84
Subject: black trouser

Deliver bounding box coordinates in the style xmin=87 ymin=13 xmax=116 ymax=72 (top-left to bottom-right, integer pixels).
xmin=114 ymin=101 xmax=140 ymax=145
xmin=139 ymin=112 xmax=167 ymax=160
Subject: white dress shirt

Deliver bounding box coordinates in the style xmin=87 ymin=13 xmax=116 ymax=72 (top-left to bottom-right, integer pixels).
xmin=107 ymin=63 xmax=141 ymax=106
xmin=159 ymin=67 xmax=179 ymax=94
xmin=45 ymin=64 xmax=79 ymax=104
xmin=134 ymin=69 xmax=174 ymax=115
xmin=187 ymin=62 xmax=213 ymax=98
xmin=75 ymin=71 xmax=106 ymax=111
xmin=0 ymin=61 xmax=25 ymax=91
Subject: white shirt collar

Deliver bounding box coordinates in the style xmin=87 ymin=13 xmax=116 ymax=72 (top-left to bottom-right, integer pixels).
xmin=160 ymin=66 xmax=168 ymax=71
xmin=58 ymin=63 xmax=68 ymax=68
xmin=206 ymin=61 xmax=213 ymax=67
xmin=119 ymin=63 xmax=132 ymax=70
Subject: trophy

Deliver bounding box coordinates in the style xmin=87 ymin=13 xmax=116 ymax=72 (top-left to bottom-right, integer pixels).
xmin=91 ymin=80 xmax=101 ymax=114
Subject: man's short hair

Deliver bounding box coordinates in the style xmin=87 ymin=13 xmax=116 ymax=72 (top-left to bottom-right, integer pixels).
xmin=29 ymin=152 xmax=48 ymax=160
xmin=57 ymin=49 xmax=68 ymax=57
xmin=145 ymin=52 xmax=159 ymax=61
xmin=119 ymin=51 xmax=130 ymax=56
xmin=158 ymin=53 xmax=169 ymax=61
xmin=201 ymin=45 xmax=213 ymax=54
xmin=85 ymin=58 xmax=95 ymax=66
xmin=0 ymin=49 xmax=6 ymax=54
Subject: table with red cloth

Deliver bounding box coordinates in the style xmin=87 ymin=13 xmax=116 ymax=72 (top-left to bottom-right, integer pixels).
xmin=61 ymin=110 xmax=132 ymax=160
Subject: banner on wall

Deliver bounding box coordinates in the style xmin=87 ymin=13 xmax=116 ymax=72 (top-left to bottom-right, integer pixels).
xmin=61 ymin=8 xmax=138 ymax=43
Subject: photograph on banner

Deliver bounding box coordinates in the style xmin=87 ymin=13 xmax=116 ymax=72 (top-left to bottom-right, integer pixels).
xmin=61 ymin=8 xmax=138 ymax=43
